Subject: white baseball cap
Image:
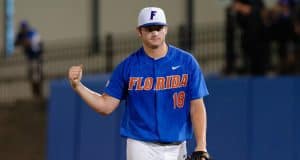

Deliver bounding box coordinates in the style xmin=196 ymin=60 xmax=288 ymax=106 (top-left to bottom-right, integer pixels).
xmin=138 ymin=7 xmax=167 ymax=27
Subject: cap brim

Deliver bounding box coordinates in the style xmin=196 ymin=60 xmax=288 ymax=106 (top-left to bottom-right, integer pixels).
xmin=139 ymin=22 xmax=167 ymax=27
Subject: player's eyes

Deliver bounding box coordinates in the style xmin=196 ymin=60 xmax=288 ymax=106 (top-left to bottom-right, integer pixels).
xmin=144 ymin=26 xmax=164 ymax=32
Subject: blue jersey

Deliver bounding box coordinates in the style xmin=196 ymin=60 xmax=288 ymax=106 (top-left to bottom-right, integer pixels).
xmin=104 ymin=45 xmax=209 ymax=142
xmin=15 ymin=28 xmax=42 ymax=60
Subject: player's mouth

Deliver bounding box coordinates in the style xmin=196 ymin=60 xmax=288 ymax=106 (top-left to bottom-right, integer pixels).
xmin=150 ymin=37 xmax=160 ymax=41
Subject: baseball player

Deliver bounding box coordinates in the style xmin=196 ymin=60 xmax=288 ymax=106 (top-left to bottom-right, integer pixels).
xmin=68 ymin=7 xmax=211 ymax=160
xmin=15 ymin=20 xmax=44 ymax=99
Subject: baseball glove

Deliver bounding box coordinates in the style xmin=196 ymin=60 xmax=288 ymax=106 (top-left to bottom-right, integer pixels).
xmin=185 ymin=151 xmax=211 ymax=160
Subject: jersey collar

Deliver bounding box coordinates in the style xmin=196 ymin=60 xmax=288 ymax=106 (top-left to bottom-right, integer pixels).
xmin=139 ymin=44 xmax=173 ymax=64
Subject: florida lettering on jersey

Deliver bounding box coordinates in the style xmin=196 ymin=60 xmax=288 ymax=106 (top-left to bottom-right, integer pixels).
xmin=128 ymin=74 xmax=188 ymax=91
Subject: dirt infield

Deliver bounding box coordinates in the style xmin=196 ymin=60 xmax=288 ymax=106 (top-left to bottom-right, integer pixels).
xmin=0 ymin=100 xmax=46 ymax=160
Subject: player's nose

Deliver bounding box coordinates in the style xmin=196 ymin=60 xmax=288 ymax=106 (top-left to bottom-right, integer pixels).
xmin=151 ymin=30 xmax=159 ymax=35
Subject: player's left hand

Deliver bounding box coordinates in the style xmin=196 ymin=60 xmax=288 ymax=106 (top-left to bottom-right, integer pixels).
xmin=186 ymin=151 xmax=211 ymax=160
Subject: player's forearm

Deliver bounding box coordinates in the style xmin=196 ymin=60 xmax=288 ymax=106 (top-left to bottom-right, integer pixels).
xmin=190 ymin=99 xmax=207 ymax=152
xmin=74 ymin=82 xmax=113 ymax=115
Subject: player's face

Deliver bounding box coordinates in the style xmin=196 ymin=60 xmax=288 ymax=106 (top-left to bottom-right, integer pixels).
xmin=137 ymin=25 xmax=168 ymax=49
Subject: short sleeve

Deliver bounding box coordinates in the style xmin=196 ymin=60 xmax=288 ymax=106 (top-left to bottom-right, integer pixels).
xmin=189 ymin=57 xmax=209 ymax=100
xmin=104 ymin=62 xmax=128 ymax=100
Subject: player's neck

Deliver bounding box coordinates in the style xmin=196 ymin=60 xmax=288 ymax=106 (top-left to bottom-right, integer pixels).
xmin=143 ymin=43 xmax=168 ymax=60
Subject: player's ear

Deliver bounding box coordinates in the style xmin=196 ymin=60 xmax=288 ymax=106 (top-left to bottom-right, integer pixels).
xmin=136 ymin=27 xmax=142 ymax=37
xmin=164 ymin=26 xmax=168 ymax=35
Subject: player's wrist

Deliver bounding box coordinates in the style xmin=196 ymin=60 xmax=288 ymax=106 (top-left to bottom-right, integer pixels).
xmin=73 ymin=81 xmax=83 ymax=91
xmin=194 ymin=146 xmax=207 ymax=152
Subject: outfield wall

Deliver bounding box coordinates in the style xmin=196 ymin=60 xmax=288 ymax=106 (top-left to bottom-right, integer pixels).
xmin=47 ymin=75 xmax=300 ymax=160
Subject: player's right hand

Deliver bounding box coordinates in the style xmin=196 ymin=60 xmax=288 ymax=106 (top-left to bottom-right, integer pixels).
xmin=68 ymin=64 xmax=83 ymax=89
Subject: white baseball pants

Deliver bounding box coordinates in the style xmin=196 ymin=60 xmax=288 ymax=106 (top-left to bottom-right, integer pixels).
xmin=126 ymin=138 xmax=187 ymax=160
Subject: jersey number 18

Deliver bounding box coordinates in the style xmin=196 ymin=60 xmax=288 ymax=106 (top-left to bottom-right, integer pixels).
xmin=173 ymin=91 xmax=185 ymax=109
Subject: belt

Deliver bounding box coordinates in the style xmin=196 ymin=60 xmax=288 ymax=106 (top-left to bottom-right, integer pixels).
xmin=152 ymin=141 xmax=183 ymax=146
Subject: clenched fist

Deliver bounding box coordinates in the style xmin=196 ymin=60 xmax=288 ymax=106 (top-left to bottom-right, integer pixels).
xmin=68 ymin=64 xmax=83 ymax=89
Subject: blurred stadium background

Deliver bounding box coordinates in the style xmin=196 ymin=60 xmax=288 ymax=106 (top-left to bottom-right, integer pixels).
xmin=1 ymin=0 xmax=299 ymax=160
